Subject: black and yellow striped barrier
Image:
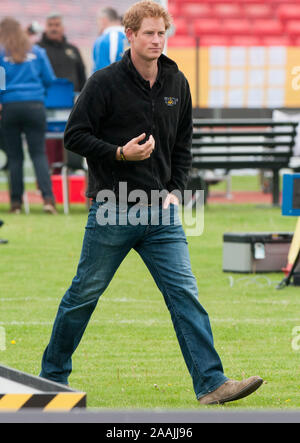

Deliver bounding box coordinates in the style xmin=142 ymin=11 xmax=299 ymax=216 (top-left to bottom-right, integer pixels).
xmin=0 ymin=364 xmax=86 ymax=411
xmin=0 ymin=393 xmax=86 ymax=411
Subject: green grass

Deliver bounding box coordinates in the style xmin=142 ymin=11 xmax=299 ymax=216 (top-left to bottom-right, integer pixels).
xmin=0 ymin=186 xmax=300 ymax=410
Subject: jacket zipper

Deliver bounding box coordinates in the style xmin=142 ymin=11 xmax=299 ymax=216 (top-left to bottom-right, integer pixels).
xmin=150 ymin=95 xmax=161 ymax=192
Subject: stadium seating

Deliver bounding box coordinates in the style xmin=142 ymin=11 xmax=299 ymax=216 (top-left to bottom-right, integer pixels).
xmin=1 ymin=0 xmax=300 ymax=49
xmin=170 ymin=0 xmax=300 ymax=47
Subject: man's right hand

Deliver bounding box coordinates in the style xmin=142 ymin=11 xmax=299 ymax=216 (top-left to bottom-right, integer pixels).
xmin=116 ymin=133 xmax=155 ymax=161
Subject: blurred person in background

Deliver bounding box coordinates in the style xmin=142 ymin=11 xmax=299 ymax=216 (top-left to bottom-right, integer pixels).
xmin=38 ymin=12 xmax=86 ymax=93
xmin=26 ymin=21 xmax=43 ymax=45
xmin=38 ymin=12 xmax=87 ymax=175
xmin=92 ymin=7 xmax=126 ymax=72
xmin=0 ymin=17 xmax=57 ymax=214
xmin=0 ymin=219 xmax=8 ymax=244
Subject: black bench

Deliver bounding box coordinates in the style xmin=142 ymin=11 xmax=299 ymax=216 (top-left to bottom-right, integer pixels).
xmin=189 ymin=118 xmax=299 ymax=205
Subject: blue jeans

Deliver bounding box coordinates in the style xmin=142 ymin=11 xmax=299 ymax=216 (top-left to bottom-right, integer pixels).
xmin=40 ymin=200 xmax=227 ymax=399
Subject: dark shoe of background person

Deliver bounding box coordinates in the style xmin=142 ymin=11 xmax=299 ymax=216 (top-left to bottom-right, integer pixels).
xmin=43 ymin=198 xmax=58 ymax=215
xmin=10 ymin=203 xmax=22 ymax=214
xmin=0 ymin=219 xmax=8 ymax=244
xmin=199 ymin=376 xmax=263 ymax=405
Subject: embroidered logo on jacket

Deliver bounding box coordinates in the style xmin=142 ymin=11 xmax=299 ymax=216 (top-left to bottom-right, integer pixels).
xmin=65 ymin=48 xmax=77 ymax=60
xmin=164 ymin=97 xmax=179 ymax=107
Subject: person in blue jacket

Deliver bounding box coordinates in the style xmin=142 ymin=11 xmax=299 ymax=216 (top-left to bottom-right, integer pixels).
xmin=0 ymin=17 xmax=57 ymax=214
xmin=92 ymin=7 xmax=127 ymax=72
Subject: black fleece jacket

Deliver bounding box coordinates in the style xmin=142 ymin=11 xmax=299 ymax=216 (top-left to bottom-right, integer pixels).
xmin=64 ymin=50 xmax=193 ymax=201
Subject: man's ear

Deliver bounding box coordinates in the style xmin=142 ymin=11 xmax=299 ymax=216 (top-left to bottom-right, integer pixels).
xmin=126 ymin=28 xmax=134 ymax=43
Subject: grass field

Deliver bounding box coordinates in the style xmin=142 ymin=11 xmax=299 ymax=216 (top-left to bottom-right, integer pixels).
xmin=1 ymin=177 xmax=300 ymax=410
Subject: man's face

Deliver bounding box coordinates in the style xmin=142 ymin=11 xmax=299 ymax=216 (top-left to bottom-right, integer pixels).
xmin=45 ymin=18 xmax=64 ymax=41
xmin=127 ymin=17 xmax=166 ymax=62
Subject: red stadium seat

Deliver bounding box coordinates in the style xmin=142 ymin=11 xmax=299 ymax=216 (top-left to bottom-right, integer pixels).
xmin=168 ymin=3 xmax=181 ymax=17
xmin=202 ymin=0 xmax=246 ymax=3
xmin=181 ymin=3 xmax=212 ymax=19
xmin=251 ymin=19 xmax=283 ymax=35
xmin=277 ymin=4 xmax=300 ymax=20
xmin=193 ymin=18 xmax=221 ymax=35
xmin=199 ymin=35 xmax=231 ymax=46
xmin=240 ymin=0 xmax=281 ymax=2
xmin=262 ymin=35 xmax=292 ymax=46
xmin=168 ymin=35 xmax=196 ymax=48
xmin=173 ymin=18 xmax=190 ymax=36
xmin=231 ymin=35 xmax=262 ymax=46
xmin=243 ymin=4 xmax=273 ymax=18
xmin=213 ymin=3 xmax=242 ymax=18
xmin=293 ymin=36 xmax=300 ymax=46
xmin=222 ymin=19 xmax=251 ymax=34
xmin=285 ymin=20 xmax=300 ymax=35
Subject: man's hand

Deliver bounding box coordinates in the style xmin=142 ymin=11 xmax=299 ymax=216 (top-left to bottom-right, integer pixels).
xmin=163 ymin=192 xmax=179 ymax=209
xmin=116 ymin=133 xmax=155 ymax=161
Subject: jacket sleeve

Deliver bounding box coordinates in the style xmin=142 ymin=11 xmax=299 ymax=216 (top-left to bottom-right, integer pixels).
xmin=74 ymin=47 xmax=87 ymax=91
xmin=64 ymin=75 xmax=118 ymax=164
xmin=166 ymin=76 xmax=193 ymax=198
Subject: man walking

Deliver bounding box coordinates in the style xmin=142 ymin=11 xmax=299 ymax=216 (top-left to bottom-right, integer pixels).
xmin=40 ymin=1 xmax=263 ymax=405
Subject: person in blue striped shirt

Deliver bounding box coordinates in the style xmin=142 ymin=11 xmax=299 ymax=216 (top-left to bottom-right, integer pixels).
xmin=92 ymin=7 xmax=127 ymax=72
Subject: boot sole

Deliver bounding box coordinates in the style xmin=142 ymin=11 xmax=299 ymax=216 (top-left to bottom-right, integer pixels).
xmin=208 ymin=378 xmax=264 ymax=405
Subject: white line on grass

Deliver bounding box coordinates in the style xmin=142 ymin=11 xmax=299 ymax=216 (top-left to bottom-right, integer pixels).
xmin=1 ymin=317 xmax=300 ymax=326
xmin=0 ymin=297 xmax=160 ymax=303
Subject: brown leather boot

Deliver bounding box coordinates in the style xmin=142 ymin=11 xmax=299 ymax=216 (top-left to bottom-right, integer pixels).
xmin=43 ymin=198 xmax=57 ymax=215
xmin=199 ymin=376 xmax=263 ymax=405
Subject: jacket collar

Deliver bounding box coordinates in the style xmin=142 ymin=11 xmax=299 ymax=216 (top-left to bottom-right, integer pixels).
xmin=121 ymin=49 xmax=178 ymax=90
xmin=40 ymin=33 xmax=67 ymax=47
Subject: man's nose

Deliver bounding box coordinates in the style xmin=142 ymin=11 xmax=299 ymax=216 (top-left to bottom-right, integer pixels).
xmin=152 ymin=34 xmax=160 ymax=44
